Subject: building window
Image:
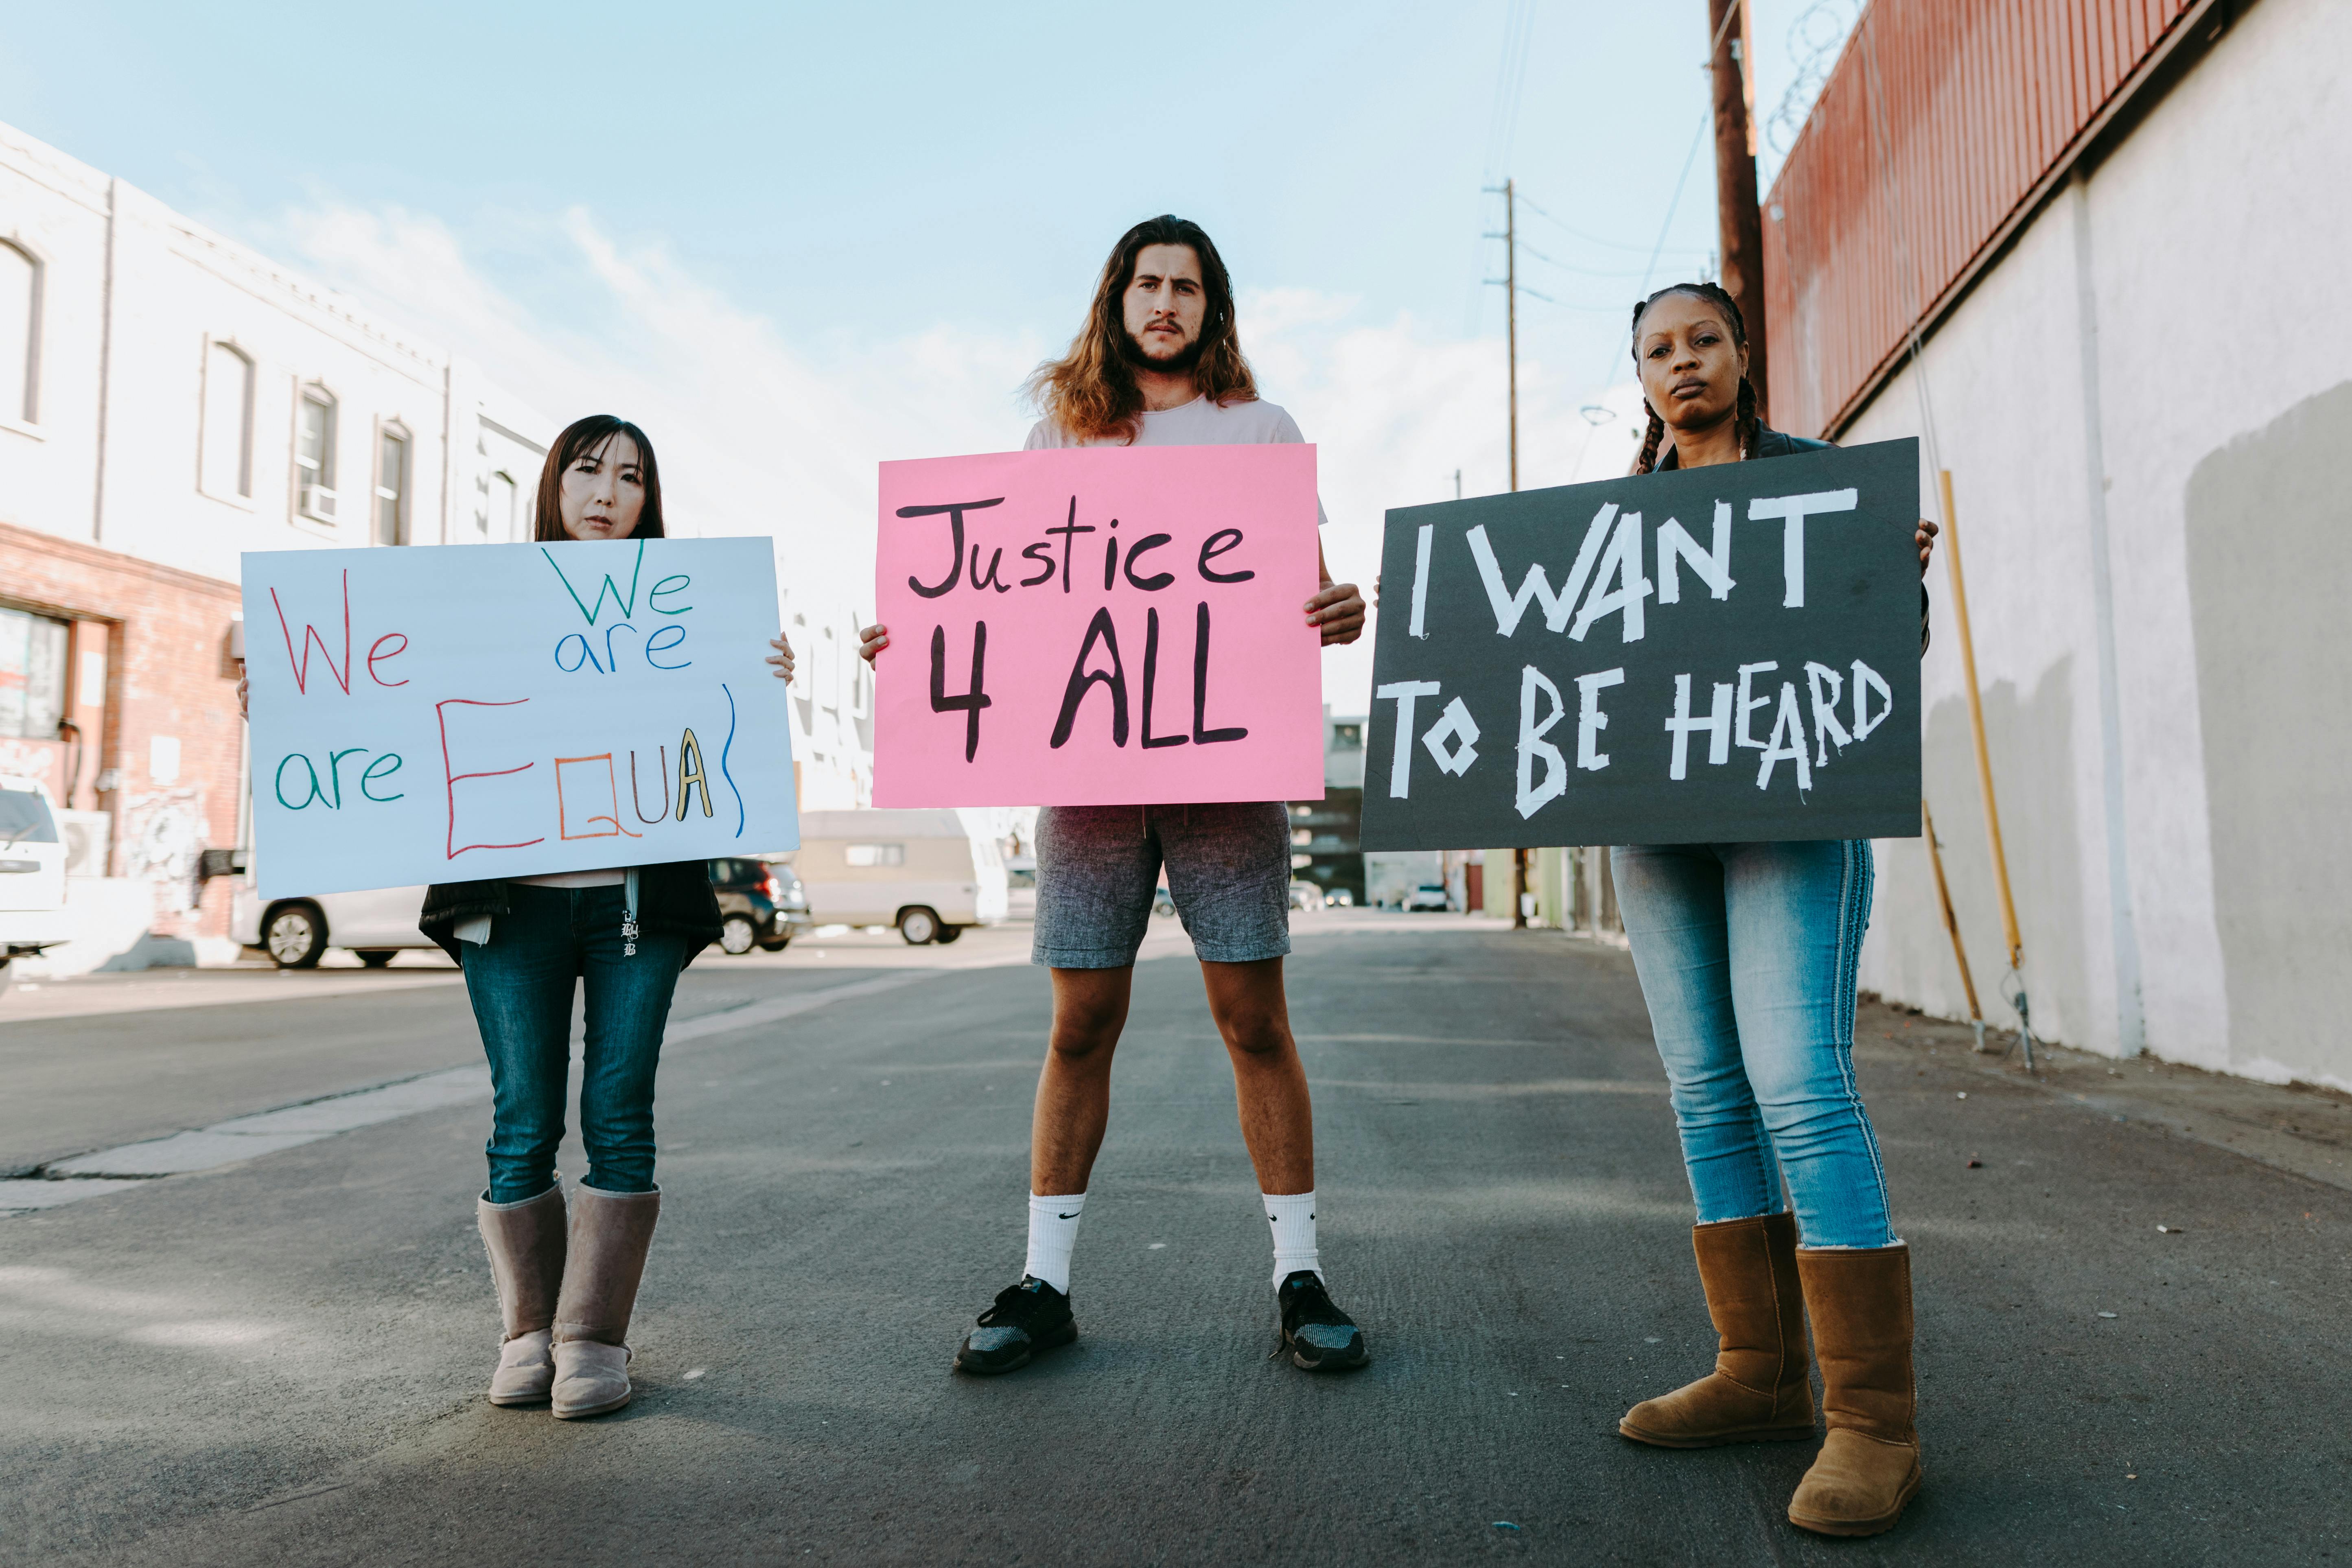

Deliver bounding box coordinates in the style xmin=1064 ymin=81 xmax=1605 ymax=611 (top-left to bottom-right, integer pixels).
xmin=0 ymin=605 xmax=69 ymax=740
xmin=485 ymin=469 xmax=516 ymax=540
xmin=201 ymin=340 xmax=254 ymax=499
xmin=375 ymin=425 xmax=410 ymax=545
xmin=295 ymin=387 xmax=338 ymax=521
xmin=845 ymin=843 xmax=905 ymax=868
xmin=0 ymin=242 xmax=38 ymax=426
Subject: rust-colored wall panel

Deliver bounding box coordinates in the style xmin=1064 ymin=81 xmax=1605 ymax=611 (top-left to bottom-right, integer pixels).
xmin=1765 ymin=0 xmax=2205 ymax=437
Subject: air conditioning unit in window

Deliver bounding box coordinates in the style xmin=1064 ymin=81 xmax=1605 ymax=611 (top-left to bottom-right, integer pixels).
xmin=300 ymin=484 xmax=338 ymax=520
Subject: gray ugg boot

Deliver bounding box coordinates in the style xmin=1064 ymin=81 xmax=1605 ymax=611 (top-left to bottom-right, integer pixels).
xmin=550 ymin=1184 xmax=661 ymax=1419
xmin=477 ymin=1183 xmax=568 ymax=1406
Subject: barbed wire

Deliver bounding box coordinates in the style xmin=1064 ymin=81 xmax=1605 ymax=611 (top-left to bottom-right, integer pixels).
xmin=1766 ymin=0 xmax=1864 ymax=156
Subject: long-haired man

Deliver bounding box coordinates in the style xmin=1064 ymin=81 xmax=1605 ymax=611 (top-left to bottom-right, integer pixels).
xmin=860 ymin=214 xmax=1370 ymax=1376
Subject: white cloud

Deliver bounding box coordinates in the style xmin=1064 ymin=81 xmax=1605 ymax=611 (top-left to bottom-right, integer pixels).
xmin=1237 ymin=291 xmax=1645 ymax=711
xmin=275 ymin=201 xmax=1646 ymax=744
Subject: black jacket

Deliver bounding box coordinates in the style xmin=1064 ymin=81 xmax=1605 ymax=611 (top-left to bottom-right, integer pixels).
xmin=419 ymin=860 xmax=723 ymax=964
xmin=1653 ymin=423 xmax=1831 ymax=468
xmin=1658 ymin=422 xmax=1930 ymax=647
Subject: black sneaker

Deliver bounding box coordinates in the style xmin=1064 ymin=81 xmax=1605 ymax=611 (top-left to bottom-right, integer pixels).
xmin=1277 ymin=1270 xmax=1369 ymax=1371
xmin=954 ymin=1277 xmax=1077 ymax=1376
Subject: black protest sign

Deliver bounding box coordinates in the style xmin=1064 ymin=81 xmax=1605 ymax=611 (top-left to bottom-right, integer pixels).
xmin=1359 ymin=438 xmax=1921 ymax=851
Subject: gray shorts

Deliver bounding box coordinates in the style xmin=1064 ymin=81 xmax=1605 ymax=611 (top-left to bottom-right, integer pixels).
xmin=1033 ymin=802 xmax=1293 ymax=969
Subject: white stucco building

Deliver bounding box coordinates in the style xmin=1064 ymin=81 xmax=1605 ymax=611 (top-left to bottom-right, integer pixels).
xmin=0 ymin=117 xmax=871 ymax=967
xmin=1766 ymin=0 xmax=2351 ymax=1089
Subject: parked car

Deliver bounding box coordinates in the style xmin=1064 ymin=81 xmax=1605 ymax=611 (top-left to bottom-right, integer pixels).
xmin=0 ymin=775 xmax=69 ymax=993
xmin=1152 ymin=884 xmax=1177 ymax=917
xmin=1323 ymin=888 xmax=1354 ymax=908
xmin=1288 ymin=881 xmax=1323 ymax=912
xmin=1404 ymin=883 xmax=1452 ymax=912
xmin=708 ymin=857 xmax=812 ymax=955
xmin=232 ymin=879 xmax=436 ymax=968
xmin=791 ymin=809 xmax=1009 ymax=945
xmin=236 ymin=857 xmax=814 ymax=969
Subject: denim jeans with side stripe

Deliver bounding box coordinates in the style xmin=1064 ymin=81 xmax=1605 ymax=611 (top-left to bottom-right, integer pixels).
xmin=1610 ymin=840 xmax=1896 ymax=1250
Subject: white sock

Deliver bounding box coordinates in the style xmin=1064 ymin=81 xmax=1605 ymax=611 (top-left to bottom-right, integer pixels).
xmin=1024 ymin=1192 xmax=1085 ymax=1294
xmin=1263 ymin=1190 xmax=1321 ymax=1288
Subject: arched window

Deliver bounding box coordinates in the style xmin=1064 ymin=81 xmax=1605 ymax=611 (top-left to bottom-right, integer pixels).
xmin=374 ymin=422 xmax=410 ymax=545
xmin=295 ymin=386 xmax=337 ymax=521
xmin=0 ymin=243 xmax=39 ymax=426
xmin=201 ymin=340 xmax=254 ymax=498
xmin=486 ymin=469 xmax=518 ymax=540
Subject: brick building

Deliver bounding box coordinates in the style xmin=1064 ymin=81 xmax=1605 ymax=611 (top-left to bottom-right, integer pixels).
xmin=1 ymin=522 xmax=240 ymax=932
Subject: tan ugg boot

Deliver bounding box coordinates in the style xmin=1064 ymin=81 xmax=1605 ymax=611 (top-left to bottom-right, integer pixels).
xmin=550 ymin=1184 xmax=661 ymax=1419
xmin=1619 ymin=1212 xmax=1814 ymax=1447
xmin=477 ymin=1183 xmax=567 ymax=1406
xmin=1788 ymin=1244 xmax=1922 ymax=1537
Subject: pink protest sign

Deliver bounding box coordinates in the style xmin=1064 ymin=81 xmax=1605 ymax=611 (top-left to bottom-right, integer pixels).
xmin=873 ymin=443 xmax=1326 ymax=807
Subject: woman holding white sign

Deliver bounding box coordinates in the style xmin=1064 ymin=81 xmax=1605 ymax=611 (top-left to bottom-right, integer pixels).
xmin=1605 ymin=284 xmax=1937 ymax=1538
xmin=407 ymin=415 xmax=796 ymax=1419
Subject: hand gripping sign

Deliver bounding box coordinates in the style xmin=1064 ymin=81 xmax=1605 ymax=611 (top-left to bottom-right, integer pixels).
xmin=242 ymin=537 xmax=797 ymax=898
xmin=1360 ymin=438 xmax=1922 ymax=851
xmin=872 ymin=444 xmax=1326 ymax=807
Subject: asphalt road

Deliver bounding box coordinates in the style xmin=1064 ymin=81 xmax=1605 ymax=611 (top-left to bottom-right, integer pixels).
xmin=3 ymin=915 xmax=2348 ymax=1565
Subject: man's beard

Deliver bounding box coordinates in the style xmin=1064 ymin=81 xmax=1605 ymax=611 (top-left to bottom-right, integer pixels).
xmin=1117 ymin=325 xmax=1203 ymax=379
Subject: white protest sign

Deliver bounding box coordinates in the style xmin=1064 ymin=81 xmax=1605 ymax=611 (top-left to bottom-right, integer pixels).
xmin=242 ymin=537 xmax=797 ymax=898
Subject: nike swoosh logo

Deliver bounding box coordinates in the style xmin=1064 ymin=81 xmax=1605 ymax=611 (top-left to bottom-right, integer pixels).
xmin=1058 ymin=1212 xmax=1080 ymax=1219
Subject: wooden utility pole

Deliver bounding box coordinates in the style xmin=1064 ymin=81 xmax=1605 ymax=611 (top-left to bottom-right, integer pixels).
xmin=1502 ymin=178 xmax=1519 ymax=492
xmin=1482 ymin=178 xmax=1531 ymax=927
xmin=1707 ymin=0 xmax=1768 ymax=423
xmin=1481 ymin=178 xmax=1530 ymax=926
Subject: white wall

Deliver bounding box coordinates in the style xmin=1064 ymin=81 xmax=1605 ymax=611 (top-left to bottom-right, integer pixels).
xmin=1 ymin=114 xmax=878 ymax=822
xmin=1844 ymin=0 xmax=2352 ymax=1088
xmin=0 ymin=121 xmax=556 ymax=580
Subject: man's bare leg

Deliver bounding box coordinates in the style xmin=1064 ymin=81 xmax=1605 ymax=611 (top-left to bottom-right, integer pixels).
xmin=952 ymin=967 xmax=1131 ymax=1376
xmin=1030 ymin=966 xmax=1133 ymax=1195
xmin=1200 ymin=955 xmax=1364 ymax=1367
xmin=1199 ymin=957 xmax=1314 ymax=1193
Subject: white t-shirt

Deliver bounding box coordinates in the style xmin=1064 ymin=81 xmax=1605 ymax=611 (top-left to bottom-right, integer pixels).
xmin=1024 ymin=396 xmax=1327 ymax=526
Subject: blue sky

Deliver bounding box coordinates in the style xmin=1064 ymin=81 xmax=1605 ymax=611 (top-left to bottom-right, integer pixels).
xmin=3 ymin=0 xmax=1855 ymax=694
xmin=4 ymin=2 xmax=1850 ymax=407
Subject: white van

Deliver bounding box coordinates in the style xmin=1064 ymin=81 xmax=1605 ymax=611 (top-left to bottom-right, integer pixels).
xmin=0 ymin=775 xmax=69 ymax=991
xmin=230 ymin=878 xmax=438 ymax=968
xmin=791 ymin=809 xmax=1008 ymax=945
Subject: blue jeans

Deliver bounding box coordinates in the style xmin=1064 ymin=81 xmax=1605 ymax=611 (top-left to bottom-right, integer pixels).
xmin=1610 ymin=840 xmax=1895 ymax=1250
xmin=459 ymin=883 xmax=688 ymax=1203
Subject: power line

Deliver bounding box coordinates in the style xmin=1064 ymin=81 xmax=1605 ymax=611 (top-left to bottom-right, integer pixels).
xmin=1577 ymin=104 xmax=1714 ymax=422
xmin=1482 ymin=0 xmax=1539 ymax=181
xmin=1515 ymin=192 xmax=1710 ymax=258
xmin=1516 ymin=238 xmax=1703 ymax=280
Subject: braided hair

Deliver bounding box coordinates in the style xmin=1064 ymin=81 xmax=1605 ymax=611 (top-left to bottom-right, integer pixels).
xmin=1629 ymin=281 xmax=1760 ymax=474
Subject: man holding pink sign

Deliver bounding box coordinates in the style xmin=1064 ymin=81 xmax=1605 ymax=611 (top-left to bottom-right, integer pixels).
xmin=862 ymin=216 xmax=1370 ymax=1375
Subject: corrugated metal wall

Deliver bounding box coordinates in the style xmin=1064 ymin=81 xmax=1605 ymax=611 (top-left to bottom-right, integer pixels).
xmin=1763 ymin=0 xmax=2202 ymax=437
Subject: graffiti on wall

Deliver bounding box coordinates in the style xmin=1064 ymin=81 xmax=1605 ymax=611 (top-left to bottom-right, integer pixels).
xmin=122 ymin=786 xmax=209 ymax=916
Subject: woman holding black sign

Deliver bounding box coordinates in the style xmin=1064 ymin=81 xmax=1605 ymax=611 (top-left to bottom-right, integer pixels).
xmin=414 ymin=416 xmax=796 ymax=1419
xmin=1608 ymin=284 xmax=1936 ymax=1538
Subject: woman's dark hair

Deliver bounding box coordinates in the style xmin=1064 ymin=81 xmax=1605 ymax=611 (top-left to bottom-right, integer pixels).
xmin=534 ymin=415 xmax=665 ymax=541
xmin=1024 ymin=214 xmax=1258 ymax=443
xmin=1628 ymin=282 xmax=1759 ymax=474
